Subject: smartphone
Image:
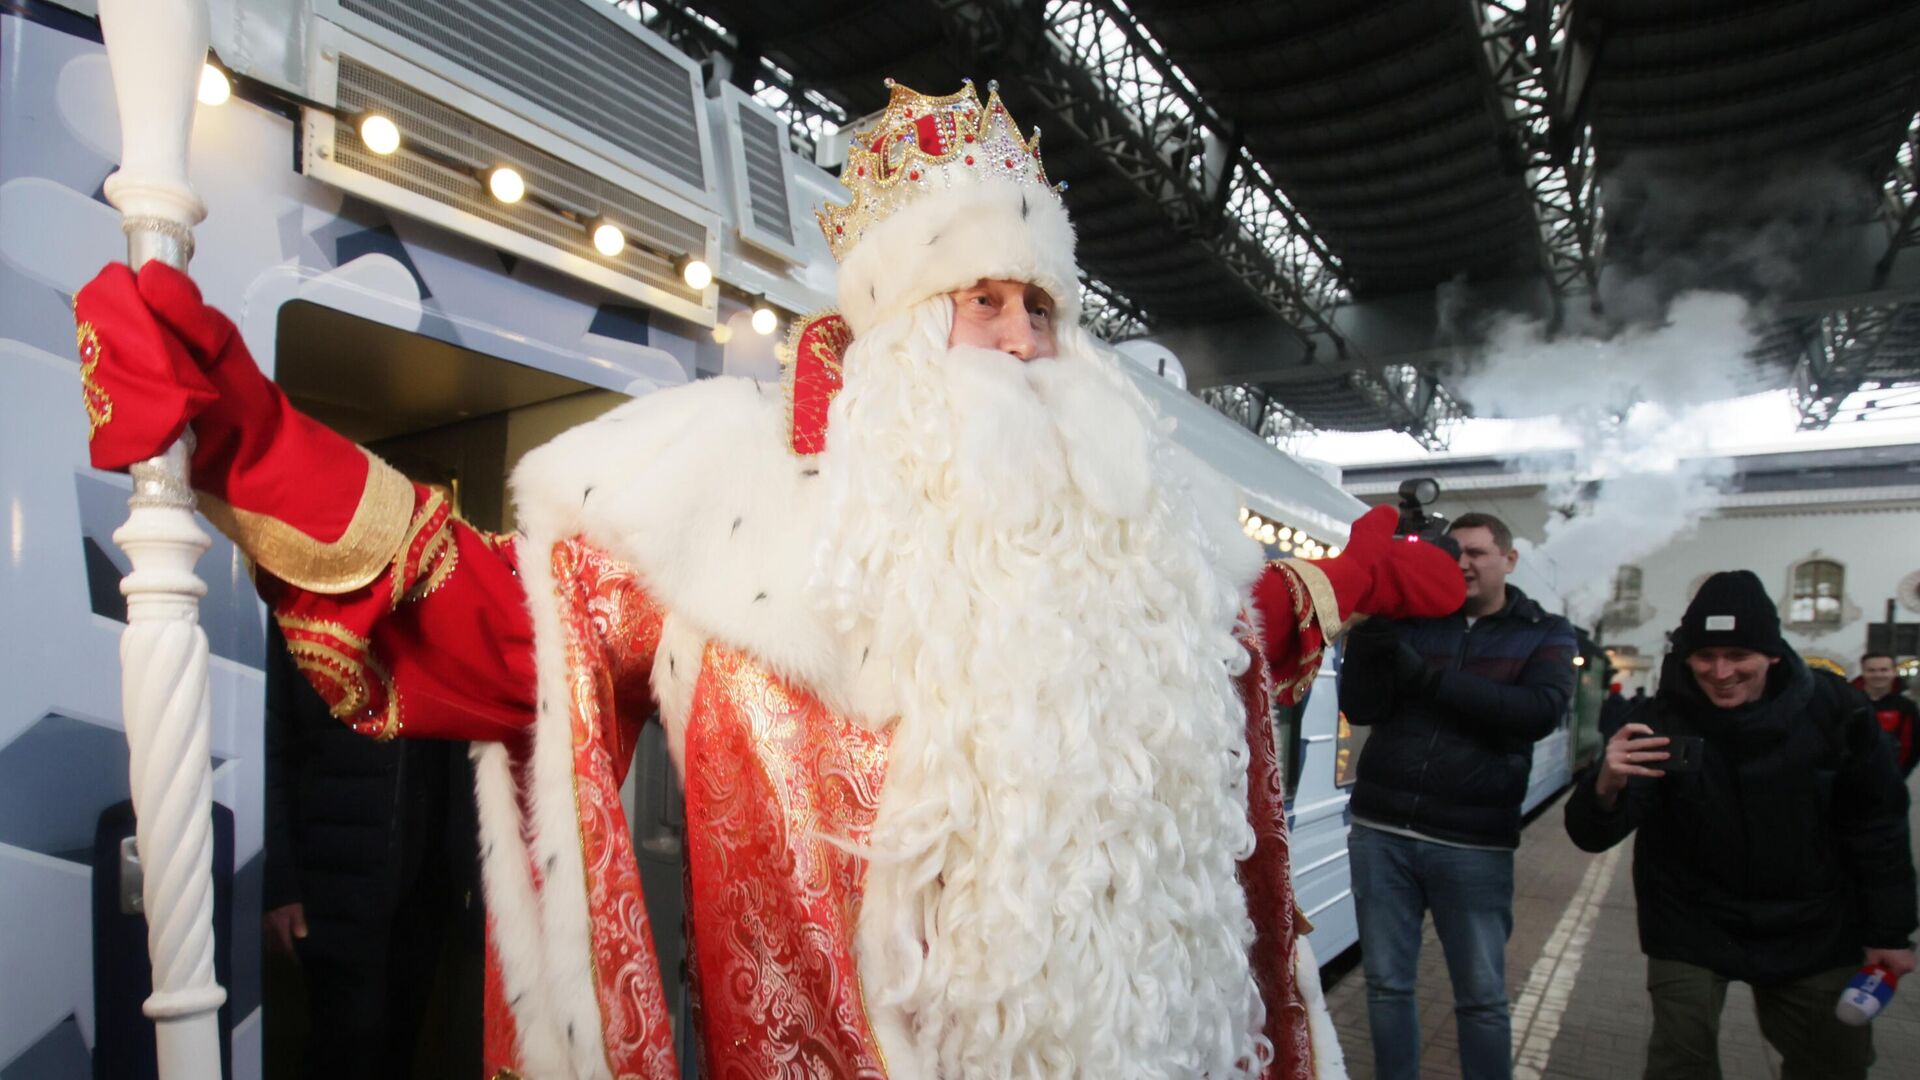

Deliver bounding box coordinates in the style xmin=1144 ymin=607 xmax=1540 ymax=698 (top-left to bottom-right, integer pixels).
xmin=1662 ymin=735 xmax=1705 ymax=774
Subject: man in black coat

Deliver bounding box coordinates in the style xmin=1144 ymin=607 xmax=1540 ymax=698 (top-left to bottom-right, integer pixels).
xmin=263 ymin=622 xmax=484 ymax=1078
xmin=1600 ymin=682 xmax=1630 ymax=739
xmin=1565 ymin=570 xmax=1917 ymax=1080
xmin=1338 ymin=511 xmax=1576 ymax=1080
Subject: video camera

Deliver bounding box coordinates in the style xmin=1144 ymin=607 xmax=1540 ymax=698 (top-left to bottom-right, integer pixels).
xmin=1394 ymin=477 xmax=1461 ymax=559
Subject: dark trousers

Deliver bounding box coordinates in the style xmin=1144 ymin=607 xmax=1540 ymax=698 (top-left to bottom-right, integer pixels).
xmin=1644 ymin=958 xmax=1875 ymax=1080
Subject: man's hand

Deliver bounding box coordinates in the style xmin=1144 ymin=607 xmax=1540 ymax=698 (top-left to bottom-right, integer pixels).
xmin=264 ymin=902 xmax=308 ymax=955
xmin=1595 ymin=722 xmax=1669 ymax=808
xmin=1866 ymin=946 xmax=1917 ymax=978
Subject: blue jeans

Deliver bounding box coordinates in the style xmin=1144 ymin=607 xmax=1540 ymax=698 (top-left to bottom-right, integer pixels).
xmin=1349 ymin=824 xmax=1515 ymax=1080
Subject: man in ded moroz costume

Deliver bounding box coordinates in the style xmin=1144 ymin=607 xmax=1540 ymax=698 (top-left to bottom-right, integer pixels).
xmin=74 ymin=80 xmax=1461 ymax=1079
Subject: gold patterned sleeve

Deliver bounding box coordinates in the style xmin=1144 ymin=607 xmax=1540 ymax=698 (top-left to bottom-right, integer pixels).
xmin=263 ymin=483 xmax=537 ymax=743
xmin=1250 ymin=560 xmax=1343 ymax=707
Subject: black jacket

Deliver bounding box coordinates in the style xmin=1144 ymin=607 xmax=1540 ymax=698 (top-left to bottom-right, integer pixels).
xmin=1565 ymin=650 xmax=1918 ymax=985
xmin=1339 ymin=585 xmax=1577 ymax=848
xmin=263 ymin=624 xmax=473 ymax=928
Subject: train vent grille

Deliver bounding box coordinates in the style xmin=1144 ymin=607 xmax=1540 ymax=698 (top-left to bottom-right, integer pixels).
xmin=735 ymin=103 xmax=794 ymax=246
xmin=340 ymin=0 xmax=706 ymax=191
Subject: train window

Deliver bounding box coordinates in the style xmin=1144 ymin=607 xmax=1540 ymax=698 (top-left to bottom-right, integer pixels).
xmin=1612 ymin=565 xmax=1643 ymax=603
xmin=1272 ymin=697 xmax=1308 ymax=796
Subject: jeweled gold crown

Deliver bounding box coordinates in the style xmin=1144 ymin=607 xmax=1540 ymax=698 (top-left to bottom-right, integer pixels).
xmin=818 ymin=78 xmax=1060 ymax=261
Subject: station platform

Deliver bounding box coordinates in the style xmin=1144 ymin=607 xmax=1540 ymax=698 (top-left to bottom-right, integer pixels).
xmin=1321 ymin=773 xmax=1920 ymax=1079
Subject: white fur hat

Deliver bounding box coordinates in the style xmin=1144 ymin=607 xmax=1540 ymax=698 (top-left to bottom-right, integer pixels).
xmin=818 ymin=80 xmax=1081 ymax=336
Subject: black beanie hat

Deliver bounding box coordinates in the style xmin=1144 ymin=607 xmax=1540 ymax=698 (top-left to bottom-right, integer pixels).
xmin=1674 ymin=570 xmax=1785 ymax=656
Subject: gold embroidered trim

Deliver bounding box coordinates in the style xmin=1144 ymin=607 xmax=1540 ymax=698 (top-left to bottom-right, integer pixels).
xmin=276 ymin=612 xmax=369 ymax=652
xmin=391 ymin=489 xmax=455 ymax=608
xmin=200 ymin=448 xmax=414 ymax=593
xmin=284 ymin=639 xmax=375 ymax=716
xmin=274 ymin=611 xmax=400 ymax=739
xmin=1278 ymin=559 xmax=1343 ymax=639
xmin=406 ymin=527 xmax=458 ymax=603
xmin=76 ymin=322 xmax=114 ymax=439
xmin=360 ymin=651 xmax=403 ymax=741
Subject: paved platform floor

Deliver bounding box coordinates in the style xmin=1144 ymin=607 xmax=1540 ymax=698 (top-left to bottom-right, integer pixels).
xmin=1322 ymin=771 xmax=1920 ymax=1079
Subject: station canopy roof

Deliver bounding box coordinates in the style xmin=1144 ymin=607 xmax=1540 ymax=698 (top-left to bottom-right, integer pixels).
xmin=640 ymin=0 xmax=1920 ymax=443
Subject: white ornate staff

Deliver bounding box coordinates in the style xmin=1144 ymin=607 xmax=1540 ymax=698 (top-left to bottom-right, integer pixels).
xmin=97 ymin=0 xmax=227 ymax=1075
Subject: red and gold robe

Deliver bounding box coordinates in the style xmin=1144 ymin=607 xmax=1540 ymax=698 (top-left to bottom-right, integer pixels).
xmin=246 ymin=378 xmax=1354 ymax=1080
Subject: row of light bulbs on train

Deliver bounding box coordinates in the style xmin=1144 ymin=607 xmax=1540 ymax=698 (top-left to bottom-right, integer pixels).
xmin=198 ymin=64 xmax=779 ymax=338
xmin=1238 ymin=507 xmax=1338 ymax=559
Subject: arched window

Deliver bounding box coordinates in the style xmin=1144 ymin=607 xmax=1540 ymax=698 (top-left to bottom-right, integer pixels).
xmin=1789 ymin=559 xmax=1845 ymax=627
xmin=1613 ymin=565 xmax=1644 ymax=603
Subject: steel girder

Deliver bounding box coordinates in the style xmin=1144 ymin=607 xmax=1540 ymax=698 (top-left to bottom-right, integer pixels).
xmin=1792 ymin=305 xmax=1906 ymax=429
xmin=1470 ymin=0 xmax=1603 ymax=317
xmin=1080 ymin=278 xmax=1152 ymax=343
xmin=1878 ymin=111 xmax=1920 ymax=286
xmin=1197 ymin=385 xmax=1312 ymax=452
xmin=1021 ymin=0 xmax=1468 ymax=443
xmin=928 ymin=1 xmax=1349 ymax=348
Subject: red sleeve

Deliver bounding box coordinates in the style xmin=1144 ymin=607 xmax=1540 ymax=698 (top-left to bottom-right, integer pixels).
xmin=263 ymin=484 xmax=536 ymax=743
xmin=1251 ymin=562 xmax=1336 ymax=707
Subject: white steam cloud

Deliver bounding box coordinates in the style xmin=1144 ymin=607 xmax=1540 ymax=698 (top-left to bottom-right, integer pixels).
xmin=1452 ymin=292 xmax=1761 ymax=619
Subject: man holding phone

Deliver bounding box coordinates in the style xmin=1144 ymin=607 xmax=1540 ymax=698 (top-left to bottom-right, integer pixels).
xmin=1565 ymin=570 xmax=1917 ymax=1080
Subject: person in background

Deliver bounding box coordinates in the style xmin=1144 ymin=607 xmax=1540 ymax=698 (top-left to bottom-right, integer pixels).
xmin=1855 ymin=652 xmax=1918 ymax=777
xmin=1338 ymin=510 xmax=1576 ymax=1080
xmin=1566 ymin=571 xmax=1917 ymax=1080
xmin=1632 ymin=686 xmax=1649 ymax=705
xmin=1601 ymin=681 xmax=1631 ymax=740
xmin=263 ymin=615 xmax=481 ymax=1078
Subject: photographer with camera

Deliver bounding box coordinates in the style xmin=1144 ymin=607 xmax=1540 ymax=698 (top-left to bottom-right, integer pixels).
xmin=1565 ymin=570 xmax=1917 ymax=1080
xmin=1339 ymin=510 xmax=1575 ymax=1079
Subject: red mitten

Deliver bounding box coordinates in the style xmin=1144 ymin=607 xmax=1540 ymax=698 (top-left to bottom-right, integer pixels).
xmin=131 ymin=262 xmax=384 ymax=555
xmin=1313 ymin=505 xmax=1465 ymax=622
xmin=81 ymin=261 xmax=413 ymax=594
xmin=73 ymin=262 xmax=219 ymax=470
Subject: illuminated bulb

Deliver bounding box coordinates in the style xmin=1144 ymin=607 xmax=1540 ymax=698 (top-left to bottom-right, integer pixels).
xmin=591 ymin=220 xmax=626 ymax=257
xmin=1278 ymin=541 xmax=1293 ymax=553
xmin=675 ymin=255 xmax=713 ymax=290
xmin=751 ymin=304 xmax=778 ymax=336
xmin=1278 ymin=526 xmax=1293 ymax=540
xmin=1238 ymin=507 xmax=1250 ymax=523
xmin=487 ymin=166 xmax=525 ymax=204
xmin=712 ymin=323 xmax=733 ymax=344
xmin=1260 ymin=526 xmax=1277 ymax=545
xmin=1248 ymin=515 xmax=1266 ymax=532
xmin=359 ymin=113 xmax=401 ymax=155
xmin=1573 ymin=655 xmax=1587 ymax=667
xmin=1327 ymin=546 xmax=1341 ymax=558
xmin=198 ymin=64 xmax=231 ymax=107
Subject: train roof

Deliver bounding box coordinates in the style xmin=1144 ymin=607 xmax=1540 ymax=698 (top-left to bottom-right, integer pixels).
xmin=1122 ymin=366 xmax=1366 ymax=546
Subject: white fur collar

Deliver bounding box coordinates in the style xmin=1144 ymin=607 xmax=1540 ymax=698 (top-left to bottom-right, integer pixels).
xmin=510 ymin=375 xmax=1263 ymax=746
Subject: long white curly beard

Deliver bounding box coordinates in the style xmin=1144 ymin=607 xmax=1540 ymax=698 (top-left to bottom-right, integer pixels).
xmin=810 ymin=299 xmax=1271 ymax=1079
